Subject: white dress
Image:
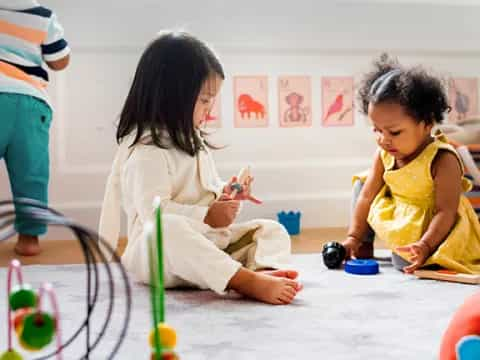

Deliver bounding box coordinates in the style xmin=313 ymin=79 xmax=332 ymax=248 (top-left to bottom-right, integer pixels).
xmin=99 ymin=132 xmax=291 ymax=294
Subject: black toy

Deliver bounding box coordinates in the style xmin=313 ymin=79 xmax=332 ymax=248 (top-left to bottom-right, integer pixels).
xmin=322 ymin=241 xmax=347 ymax=269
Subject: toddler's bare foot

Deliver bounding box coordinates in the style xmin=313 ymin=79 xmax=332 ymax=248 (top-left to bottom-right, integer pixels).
xmin=14 ymin=235 xmax=41 ymax=256
xmin=228 ymin=268 xmax=301 ymax=305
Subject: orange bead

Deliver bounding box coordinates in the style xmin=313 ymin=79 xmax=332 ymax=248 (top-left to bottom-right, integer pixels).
xmin=12 ymin=308 xmax=33 ymax=335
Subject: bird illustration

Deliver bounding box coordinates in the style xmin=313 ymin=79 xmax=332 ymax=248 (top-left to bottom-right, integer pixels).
xmin=324 ymin=93 xmax=344 ymax=122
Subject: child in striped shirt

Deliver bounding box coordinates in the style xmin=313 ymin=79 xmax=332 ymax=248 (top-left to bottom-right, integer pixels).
xmin=0 ymin=0 xmax=70 ymax=255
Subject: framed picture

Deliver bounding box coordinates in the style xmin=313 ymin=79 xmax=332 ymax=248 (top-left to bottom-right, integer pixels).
xmin=234 ymin=76 xmax=269 ymax=128
xmin=278 ymin=76 xmax=312 ymax=127
xmin=448 ymin=78 xmax=478 ymax=123
xmin=322 ymin=77 xmax=354 ymax=127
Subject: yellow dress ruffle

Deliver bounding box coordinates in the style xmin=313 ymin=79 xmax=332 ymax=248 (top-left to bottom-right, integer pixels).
xmin=364 ymin=133 xmax=480 ymax=274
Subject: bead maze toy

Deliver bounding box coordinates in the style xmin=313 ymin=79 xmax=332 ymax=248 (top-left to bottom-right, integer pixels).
xmin=146 ymin=198 xmax=179 ymax=360
xmin=0 ymin=198 xmax=132 ymax=359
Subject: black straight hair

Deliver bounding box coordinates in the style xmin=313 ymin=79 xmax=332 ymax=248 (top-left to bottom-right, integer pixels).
xmin=116 ymin=30 xmax=225 ymax=156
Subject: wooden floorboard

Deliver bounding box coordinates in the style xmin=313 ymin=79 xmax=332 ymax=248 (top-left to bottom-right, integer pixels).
xmin=0 ymin=228 xmax=386 ymax=267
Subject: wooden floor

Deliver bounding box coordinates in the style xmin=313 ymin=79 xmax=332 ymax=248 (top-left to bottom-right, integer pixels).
xmin=0 ymin=228 xmax=386 ymax=267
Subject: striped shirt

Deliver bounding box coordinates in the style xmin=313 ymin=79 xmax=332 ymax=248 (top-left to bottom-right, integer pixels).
xmin=0 ymin=0 xmax=70 ymax=107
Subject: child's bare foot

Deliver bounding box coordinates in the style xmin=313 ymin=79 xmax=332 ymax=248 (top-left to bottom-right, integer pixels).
xmin=14 ymin=235 xmax=41 ymax=256
xmin=259 ymin=269 xmax=299 ymax=280
xmin=228 ymin=268 xmax=302 ymax=305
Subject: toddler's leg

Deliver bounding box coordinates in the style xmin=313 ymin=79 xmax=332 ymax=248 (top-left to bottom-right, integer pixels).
xmin=351 ymin=179 xmax=374 ymax=258
xmin=5 ymin=96 xmax=52 ymax=255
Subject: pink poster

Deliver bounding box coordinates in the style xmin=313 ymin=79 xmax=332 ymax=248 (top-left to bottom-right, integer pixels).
xmin=278 ymin=76 xmax=312 ymax=127
xmin=448 ymin=78 xmax=478 ymax=123
xmin=322 ymin=77 xmax=354 ymax=127
xmin=234 ymin=76 xmax=269 ymax=128
xmin=204 ymin=94 xmax=221 ymax=128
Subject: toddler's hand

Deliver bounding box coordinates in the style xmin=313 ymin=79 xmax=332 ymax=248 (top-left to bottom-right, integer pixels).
xmin=395 ymin=241 xmax=431 ymax=273
xmin=342 ymin=236 xmax=362 ymax=260
xmin=223 ymin=176 xmax=262 ymax=204
xmin=204 ymin=194 xmax=240 ymax=228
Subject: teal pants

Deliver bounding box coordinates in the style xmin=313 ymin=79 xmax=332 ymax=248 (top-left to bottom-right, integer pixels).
xmin=0 ymin=93 xmax=52 ymax=236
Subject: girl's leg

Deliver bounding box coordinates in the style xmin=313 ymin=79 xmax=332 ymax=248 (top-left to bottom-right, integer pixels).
xmin=138 ymin=215 xmax=301 ymax=304
xmin=351 ymin=180 xmax=374 ymax=258
xmin=5 ymin=96 xmax=52 ymax=256
xmin=226 ymin=219 xmax=291 ymax=271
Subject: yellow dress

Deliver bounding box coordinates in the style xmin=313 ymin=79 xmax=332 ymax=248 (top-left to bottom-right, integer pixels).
xmin=365 ymin=133 xmax=480 ymax=274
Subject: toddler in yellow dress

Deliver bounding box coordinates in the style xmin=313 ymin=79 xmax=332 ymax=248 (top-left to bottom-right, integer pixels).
xmin=343 ymin=54 xmax=480 ymax=274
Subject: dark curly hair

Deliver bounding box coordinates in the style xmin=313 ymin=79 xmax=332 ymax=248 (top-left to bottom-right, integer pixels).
xmin=357 ymin=53 xmax=451 ymax=125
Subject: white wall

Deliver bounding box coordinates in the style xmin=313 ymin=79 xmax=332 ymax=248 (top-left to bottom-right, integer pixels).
xmin=1 ymin=1 xmax=480 ymax=238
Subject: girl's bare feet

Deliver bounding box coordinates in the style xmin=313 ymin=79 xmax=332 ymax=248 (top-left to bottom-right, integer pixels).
xmin=14 ymin=234 xmax=41 ymax=256
xmin=228 ymin=268 xmax=302 ymax=305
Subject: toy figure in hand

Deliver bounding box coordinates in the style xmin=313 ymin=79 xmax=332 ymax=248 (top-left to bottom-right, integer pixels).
xmin=223 ymin=167 xmax=262 ymax=204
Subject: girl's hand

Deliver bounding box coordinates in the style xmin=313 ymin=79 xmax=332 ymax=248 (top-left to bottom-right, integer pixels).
xmin=204 ymin=194 xmax=240 ymax=228
xmin=223 ymin=176 xmax=262 ymax=204
xmin=395 ymin=241 xmax=432 ymax=273
xmin=342 ymin=236 xmax=362 ymax=260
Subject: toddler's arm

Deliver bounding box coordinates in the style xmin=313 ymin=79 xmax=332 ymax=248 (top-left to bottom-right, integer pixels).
xmin=41 ymin=12 xmax=70 ymax=71
xmin=344 ymin=149 xmax=385 ymax=257
xmin=399 ymin=150 xmax=462 ymax=273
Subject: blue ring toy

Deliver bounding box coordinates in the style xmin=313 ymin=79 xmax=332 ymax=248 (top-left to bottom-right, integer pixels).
xmin=345 ymin=259 xmax=379 ymax=275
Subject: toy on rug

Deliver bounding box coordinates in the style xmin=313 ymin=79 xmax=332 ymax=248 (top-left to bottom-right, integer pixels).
xmin=277 ymin=211 xmax=301 ymax=235
xmin=440 ymin=292 xmax=480 ymax=360
xmin=3 ymin=260 xmax=62 ymax=360
xmin=146 ymin=199 xmax=179 ymax=360
xmin=414 ymin=269 xmax=480 ymax=285
xmin=321 ymin=241 xmax=379 ymax=274
xmin=0 ymin=198 xmax=132 ymax=359
xmin=322 ymin=241 xmax=347 ymax=269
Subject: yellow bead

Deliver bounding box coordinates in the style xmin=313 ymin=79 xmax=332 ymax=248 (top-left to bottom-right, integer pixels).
xmin=149 ymin=323 xmax=177 ymax=349
xmin=0 ymin=350 xmax=23 ymax=360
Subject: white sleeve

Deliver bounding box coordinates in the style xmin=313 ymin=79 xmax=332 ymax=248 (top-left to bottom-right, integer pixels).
xmin=125 ymin=147 xmax=209 ymax=223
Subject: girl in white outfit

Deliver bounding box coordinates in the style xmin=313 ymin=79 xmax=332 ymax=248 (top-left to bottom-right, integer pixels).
xmin=99 ymin=31 xmax=302 ymax=305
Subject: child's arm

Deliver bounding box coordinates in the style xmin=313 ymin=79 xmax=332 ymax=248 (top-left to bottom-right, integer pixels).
xmin=41 ymin=13 xmax=70 ymax=71
xmin=126 ymin=147 xmax=210 ymax=223
xmin=223 ymin=167 xmax=262 ymax=204
xmin=397 ymin=150 xmax=462 ymax=273
xmin=343 ymin=149 xmax=385 ymax=258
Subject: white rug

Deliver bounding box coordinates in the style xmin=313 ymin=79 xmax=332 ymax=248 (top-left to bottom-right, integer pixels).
xmin=0 ymin=250 xmax=478 ymax=360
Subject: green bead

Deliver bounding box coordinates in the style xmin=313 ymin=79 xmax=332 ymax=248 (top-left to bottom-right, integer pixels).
xmin=9 ymin=285 xmax=36 ymax=311
xmin=20 ymin=312 xmax=55 ymax=350
xmin=0 ymin=350 xmax=23 ymax=360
